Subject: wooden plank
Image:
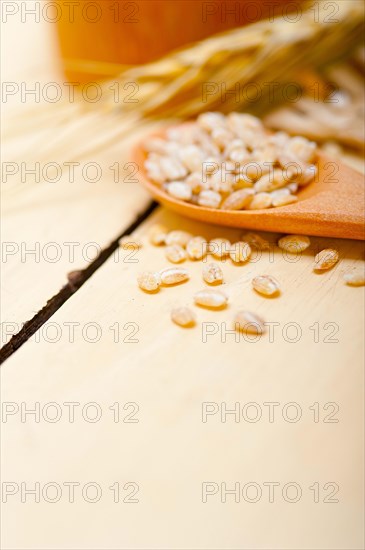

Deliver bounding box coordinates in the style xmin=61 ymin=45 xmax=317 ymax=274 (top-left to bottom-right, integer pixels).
xmin=2 ymin=208 xmax=364 ymax=549
xmin=2 ymin=115 xmax=361 ymax=344
xmin=1 ymin=123 xmax=162 ymax=342
xmin=0 ymin=12 xmax=162 ymax=340
xmin=2 ymin=13 xmax=364 ymax=549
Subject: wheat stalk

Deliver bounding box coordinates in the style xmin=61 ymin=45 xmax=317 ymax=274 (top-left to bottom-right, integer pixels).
xmin=96 ymin=0 xmax=364 ymax=118
xmin=5 ymin=0 xmax=364 ymax=164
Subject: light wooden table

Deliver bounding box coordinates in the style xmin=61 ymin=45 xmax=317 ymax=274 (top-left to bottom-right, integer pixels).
xmin=1 ymin=15 xmax=364 ymax=550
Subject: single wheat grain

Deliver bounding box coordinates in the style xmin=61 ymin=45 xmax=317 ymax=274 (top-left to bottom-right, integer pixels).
xmin=230 ymin=242 xmax=252 ymax=263
xmin=137 ymin=271 xmax=161 ymax=292
xmin=194 ymin=289 xmax=228 ymax=308
xmin=278 ymin=234 xmax=310 ymax=253
xmin=160 ymin=267 xmax=190 ymax=285
xmin=343 ymin=271 xmax=365 ymax=286
xmin=165 ymin=230 xmax=193 ymax=248
xmin=252 ymin=275 xmax=281 ymax=296
xmin=314 ymin=249 xmax=339 ymax=271
xmin=186 ymin=236 xmax=208 ymax=260
xmin=234 ymin=310 xmax=265 ymax=335
xmin=203 ymin=262 xmax=224 ymax=284
xmin=171 ymin=307 xmax=196 ymax=327
xmin=165 ymin=244 xmax=187 ymax=263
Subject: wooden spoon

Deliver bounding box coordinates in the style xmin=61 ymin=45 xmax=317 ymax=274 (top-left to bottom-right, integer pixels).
xmin=133 ymin=133 xmax=365 ymax=240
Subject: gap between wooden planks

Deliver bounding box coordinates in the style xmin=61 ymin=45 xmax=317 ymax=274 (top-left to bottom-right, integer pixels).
xmin=1 ymin=118 xmax=166 ymax=346
xmin=2 ymin=105 xmax=363 ymax=351
xmin=2 ymin=15 xmax=364 ymax=548
xmin=2 ymin=143 xmax=363 ymax=358
xmin=0 ymin=201 xmax=157 ymax=364
xmin=1 ymin=207 xmax=364 ymax=549
xmin=0 ymin=6 xmax=169 ymax=349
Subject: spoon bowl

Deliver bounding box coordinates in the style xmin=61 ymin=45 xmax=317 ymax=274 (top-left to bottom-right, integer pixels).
xmin=133 ymin=130 xmax=365 ymax=240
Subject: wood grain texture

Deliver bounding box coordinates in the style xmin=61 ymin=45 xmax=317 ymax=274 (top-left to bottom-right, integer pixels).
xmin=1 ymin=124 xmax=161 ymax=342
xmin=2 ymin=208 xmax=364 ymax=549
xmin=1 ymin=13 xmax=160 ymax=340
xmin=2 ymin=13 xmax=364 ymax=550
xmin=0 ymin=201 xmax=157 ymax=363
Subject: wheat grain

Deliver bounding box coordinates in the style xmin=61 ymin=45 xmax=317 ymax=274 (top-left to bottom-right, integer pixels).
xmin=252 ymin=275 xmax=281 ymax=296
xmin=165 ymin=244 xmax=187 ymax=263
xmin=230 ymin=242 xmax=252 ymax=263
xmin=278 ymin=235 xmax=311 ymax=253
xmin=202 ymin=262 xmax=224 ymax=284
xmin=171 ymin=307 xmax=196 ymax=327
xmin=160 ymin=267 xmax=190 ymax=285
xmin=234 ymin=311 xmax=265 ymax=335
xmin=194 ymin=289 xmax=228 ymax=308
xmin=137 ymin=271 xmax=161 ymax=292
xmin=314 ymin=249 xmax=339 ymax=271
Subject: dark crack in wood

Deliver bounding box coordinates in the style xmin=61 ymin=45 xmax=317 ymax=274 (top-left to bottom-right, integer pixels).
xmin=0 ymin=201 xmax=158 ymax=365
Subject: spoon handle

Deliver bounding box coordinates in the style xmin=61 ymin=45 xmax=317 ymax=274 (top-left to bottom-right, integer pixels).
xmin=280 ymin=154 xmax=365 ymax=240
xmin=215 ymin=156 xmax=365 ymax=239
